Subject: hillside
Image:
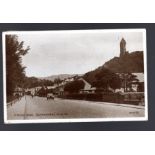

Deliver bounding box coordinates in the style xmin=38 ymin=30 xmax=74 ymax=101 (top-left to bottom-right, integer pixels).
xmin=83 ymin=51 xmax=144 ymax=84
xmin=104 ymin=51 xmax=144 ymax=73
xmin=39 ymin=74 xmax=78 ymax=81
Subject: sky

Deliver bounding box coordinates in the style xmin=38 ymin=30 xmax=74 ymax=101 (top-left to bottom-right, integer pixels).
xmin=14 ymin=30 xmax=145 ymax=77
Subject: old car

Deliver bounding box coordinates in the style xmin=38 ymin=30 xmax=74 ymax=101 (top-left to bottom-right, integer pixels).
xmin=47 ymin=93 xmax=54 ymax=100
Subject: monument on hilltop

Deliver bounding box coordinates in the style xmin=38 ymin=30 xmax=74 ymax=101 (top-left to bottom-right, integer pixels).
xmin=120 ymin=38 xmax=128 ymax=57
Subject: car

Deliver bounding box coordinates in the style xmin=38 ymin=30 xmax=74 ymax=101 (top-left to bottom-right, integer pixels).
xmin=47 ymin=93 xmax=54 ymax=100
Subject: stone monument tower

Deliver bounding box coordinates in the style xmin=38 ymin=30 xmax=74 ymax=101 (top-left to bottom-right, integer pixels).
xmin=120 ymin=38 xmax=126 ymax=57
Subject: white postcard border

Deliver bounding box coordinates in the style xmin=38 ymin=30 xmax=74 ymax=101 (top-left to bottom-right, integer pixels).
xmin=2 ymin=29 xmax=148 ymax=124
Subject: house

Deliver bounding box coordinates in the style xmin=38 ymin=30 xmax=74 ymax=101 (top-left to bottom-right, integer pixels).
xmin=79 ymin=78 xmax=96 ymax=94
xmin=53 ymin=76 xmax=79 ymax=95
xmin=131 ymin=73 xmax=144 ymax=92
xmin=54 ymin=76 xmax=96 ymax=95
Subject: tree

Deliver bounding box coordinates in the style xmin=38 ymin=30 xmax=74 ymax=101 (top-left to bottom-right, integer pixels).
xmin=23 ymin=77 xmax=54 ymax=88
xmin=42 ymin=79 xmax=54 ymax=86
xmin=120 ymin=73 xmax=139 ymax=92
xmin=92 ymin=67 xmax=121 ymax=91
xmin=37 ymin=86 xmax=47 ymax=97
xmin=23 ymin=77 xmax=39 ymax=88
xmin=6 ymin=35 xmax=30 ymax=96
xmin=64 ymin=80 xmax=85 ymax=93
xmin=54 ymin=78 xmax=62 ymax=86
xmin=109 ymin=74 xmax=122 ymax=91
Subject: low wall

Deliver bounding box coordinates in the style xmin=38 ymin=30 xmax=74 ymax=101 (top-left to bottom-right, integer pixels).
xmin=59 ymin=93 xmax=124 ymax=103
xmin=59 ymin=92 xmax=144 ymax=105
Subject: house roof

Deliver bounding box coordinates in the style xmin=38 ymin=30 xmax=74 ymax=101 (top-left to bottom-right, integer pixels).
xmin=47 ymin=86 xmax=56 ymax=89
xmin=116 ymin=73 xmax=144 ymax=83
xmin=132 ymin=73 xmax=144 ymax=82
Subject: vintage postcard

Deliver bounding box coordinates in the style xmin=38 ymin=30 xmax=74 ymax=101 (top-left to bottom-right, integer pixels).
xmin=3 ymin=29 xmax=148 ymax=123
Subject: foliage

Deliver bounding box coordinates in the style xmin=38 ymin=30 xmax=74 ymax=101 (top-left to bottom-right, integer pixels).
xmin=92 ymin=67 xmax=121 ymax=91
xmin=84 ymin=51 xmax=144 ymax=83
xmin=24 ymin=77 xmax=54 ymax=88
xmin=54 ymin=78 xmax=62 ymax=85
xmin=64 ymin=80 xmax=85 ymax=93
xmin=6 ymin=35 xmax=30 ymax=96
xmin=83 ymin=51 xmax=144 ymax=92
xmin=120 ymin=73 xmax=139 ymax=92
xmin=104 ymin=51 xmax=144 ymax=73
xmin=63 ymin=93 xmax=124 ymax=103
xmin=37 ymin=87 xmax=47 ymax=97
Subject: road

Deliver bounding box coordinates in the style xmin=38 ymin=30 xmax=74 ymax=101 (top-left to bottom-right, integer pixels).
xmin=7 ymin=95 xmax=145 ymax=120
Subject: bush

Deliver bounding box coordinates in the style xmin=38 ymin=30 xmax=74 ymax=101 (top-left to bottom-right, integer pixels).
xmin=102 ymin=93 xmax=124 ymax=103
xmin=64 ymin=80 xmax=84 ymax=93
xmin=62 ymin=93 xmax=124 ymax=103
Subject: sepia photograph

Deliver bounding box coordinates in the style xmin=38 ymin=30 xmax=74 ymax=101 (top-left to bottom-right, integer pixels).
xmin=3 ymin=29 xmax=147 ymax=123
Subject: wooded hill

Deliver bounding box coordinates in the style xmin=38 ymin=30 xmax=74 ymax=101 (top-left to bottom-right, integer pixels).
xmin=83 ymin=51 xmax=144 ymax=84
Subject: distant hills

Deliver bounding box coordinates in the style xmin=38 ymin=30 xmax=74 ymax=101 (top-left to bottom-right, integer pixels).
xmin=39 ymin=74 xmax=78 ymax=81
xmin=83 ymin=51 xmax=144 ymax=84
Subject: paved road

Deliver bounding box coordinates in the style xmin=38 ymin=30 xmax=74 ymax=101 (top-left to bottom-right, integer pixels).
xmin=7 ymin=95 xmax=145 ymax=120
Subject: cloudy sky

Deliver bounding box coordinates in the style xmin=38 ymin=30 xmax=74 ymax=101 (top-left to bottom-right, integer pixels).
xmin=14 ymin=30 xmax=144 ymax=77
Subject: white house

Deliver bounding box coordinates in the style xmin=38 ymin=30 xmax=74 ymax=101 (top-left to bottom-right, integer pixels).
xmin=79 ymin=78 xmax=96 ymax=94
xmin=131 ymin=73 xmax=144 ymax=92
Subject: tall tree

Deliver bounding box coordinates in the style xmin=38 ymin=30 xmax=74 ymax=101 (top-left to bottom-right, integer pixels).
xmin=54 ymin=78 xmax=62 ymax=86
xmin=6 ymin=35 xmax=30 ymax=96
xmin=120 ymin=73 xmax=139 ymax=92
xmin=92 ymin=67 xmax=121 ymax=91
xmin=64 ymin=80 xmax=85 ymax=93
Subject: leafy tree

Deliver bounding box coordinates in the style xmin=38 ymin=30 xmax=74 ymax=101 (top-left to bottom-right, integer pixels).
xmin=54 ymin=78 xmax=62 ymax=86
xmin=23 ymin=77 xmax=54 ymax=88
xmin=64 ymin=80 xmax=85 ymax=93
xmin=37 ymin=86 xmax=47 ymax=97
xmin=109 ymin=74 xmax=122 ymax=91
xmin=92 ymin=67 xmax=121 ymax=91
xmin=6 ymin=35 xmax=30 ymax=96
xmin=42 ymin=79 xmax=54 ymax=86
xmin=120 ymin=73 xmax=139 ymax=92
